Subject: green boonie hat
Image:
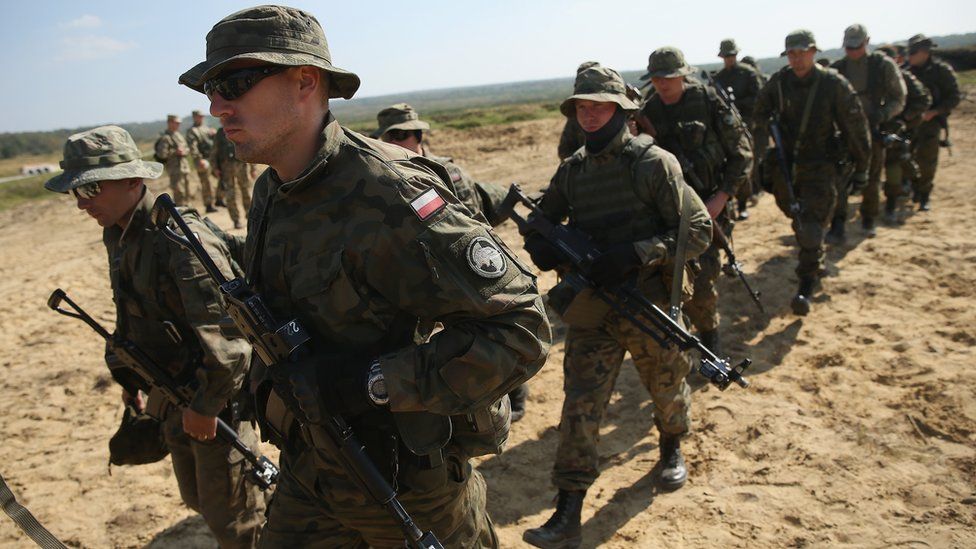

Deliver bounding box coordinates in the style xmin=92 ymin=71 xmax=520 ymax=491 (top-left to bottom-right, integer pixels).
xmin=559 ymin=66 xmax=639 ymax=117
xmin=640 ymin=46 xmax=695 ymax=80
xmin=782 ymin=29 xmax=819 ymax=56
xmin=876 ymin=45 xmax=897 ymax=58
xmin=843 ymin=24 xmax=869 ymax=49
xmin=741 ymin=55 xmax=757 ymax=67
xmin=908 ymin=33 xmax=935 ymax=53
xmin=371 ymin=103 xmax=430 ymax=138
xmin=45 ymin=125 xmax=162 ymax=193
xmin=718 ymin=39 xmax=739 ymax=57
xmin=179 ymin=5 xmax=361 ymax=100
xmin=576 ymin=60 xmax=600 ymax=74
xmin=192 ymin=109 xmax=203 ymax=117
xmin=167 ymin=114 xmax=180 ymax=122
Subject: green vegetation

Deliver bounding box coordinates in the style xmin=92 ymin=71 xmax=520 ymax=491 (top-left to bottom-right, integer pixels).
xmin=0 ymin=174 xmax=51 ymax=211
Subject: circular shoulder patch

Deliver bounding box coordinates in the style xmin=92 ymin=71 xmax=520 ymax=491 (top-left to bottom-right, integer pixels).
xmin=466 ymin=236 xmax=507 ymax=279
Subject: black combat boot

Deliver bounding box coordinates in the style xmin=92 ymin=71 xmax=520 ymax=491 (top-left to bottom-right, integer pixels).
xmin=737 ymin=199 xmax=750 ymax=221
xmin=862 ymin=216 xmax=877 ymax=238
xmin=790 ymin=276 xmax=815 ymax=316
xmin=523 ymin=490 xmax=585 ymax=549
xmin=658 ymin=433 xmax=688 ymax=491
xmin=825 ymin=217 xmax=846 ymax=245
xmin=699 ymin=329 xmax=721 ymax=358
xmin=215 ymin=198 xmax=227 ymax=207
xmin=205 ymin=204 xmax=218 ymax=213
xmin=883 ymin=196 xmax=898 ymax=226
xmin=509 ymin=384 xmax=529 ymax=423
xmin=919 ymin=192 xmax=930 ymax=211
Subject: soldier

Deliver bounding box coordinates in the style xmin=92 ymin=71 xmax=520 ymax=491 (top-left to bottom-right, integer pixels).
xmin=209 ymin=127 xmax=252 ymax=229
xmin=829 ymin=24 xmax=906 ymax=239
xmin=907 ymin=33 xmax=961 ymax=212
xmin=558 ymin=61 xmax=601 ymax=160
xmin=186 ymin=110 xmax=218 ymax=213
xmin=876 ymin=45 xmax=931 ymax=224
xmin=43 ymin=126 xmax=266 ymax=547
xmin=713 ymin=38 xmax=766 ymax=220
xmin=754 ymin=30 xmax=871 ymax=315
xmin=521 ymin=65 xmax=712 ymax=548
xmin=179 ymin=6 xmax=550 ymax=547
xmin=638 ymin=46 xmax=752 ymax=357
xmin=372 ymin=103 xmax=531 ymax=422
xmin=155 ymin=114 xmax=193 ymax=206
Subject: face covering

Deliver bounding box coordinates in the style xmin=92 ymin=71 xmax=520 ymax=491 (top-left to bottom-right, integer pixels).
xmin=584 ymin=108 xmax=626 ymax=154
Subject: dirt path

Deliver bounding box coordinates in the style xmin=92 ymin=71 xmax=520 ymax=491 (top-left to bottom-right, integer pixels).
xmin=1 ymin=95 xmax=974 ymax=548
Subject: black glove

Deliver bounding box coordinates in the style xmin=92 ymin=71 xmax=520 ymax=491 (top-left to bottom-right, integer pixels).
xmin=270 ymin=351 xmax=379 ymax=423
xmin=587 ymin=243 xmax=641 ymax=287
xmin=524 ymin=233 xmax=564 ymax=271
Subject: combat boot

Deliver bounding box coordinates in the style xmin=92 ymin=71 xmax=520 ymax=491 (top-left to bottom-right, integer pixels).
xmin=658 ymin=433 xmax=687 ymax=491
xmin=699 ymin=329 xmax=721 ymax=358
xmin=825 ymin=217 xmax=846 ymax=245
xmin=523 ymin=490 xmax=585 ymax=549
xmin=790 ymin=276 xmax=815 ymax=316
xmin=862 ymin=216 xmax=877 ymax=238
xmin=883 ymin=196 xmax=898 ymax=226
xmin=205 ymin=204 xmax=218 ymax=213
xmin=509 ymin=384 xmax=529 ymax=423
xmin=737 ymin=199 xmax=749 ymax=221
xmin=215 ymin=198 xmax=227 ymax=207
xmin=919 ymin=192 xmax=930 ymax=212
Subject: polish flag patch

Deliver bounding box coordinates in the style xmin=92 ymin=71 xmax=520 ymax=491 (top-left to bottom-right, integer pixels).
xmin=410 ymin=188 xmax=446 ymax=221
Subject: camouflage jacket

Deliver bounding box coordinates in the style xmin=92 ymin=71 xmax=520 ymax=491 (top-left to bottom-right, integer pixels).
xmin=244 ymin=113 xmax=550 ymax=435
xmin=713 ymin=63 xmax=766 ymax=127
xmin=423 ymin=149 xmax=508 ymax=227
xmin=754 ymin=65 xmax=871 ymax=175
xmin=557 ymin=117 xmax=586 ymax=160
xmin=909 ymin=57 xmax=961 ymax=119
xmin=896 ymin=68 xmax=932 ymax=130
xmin=640 ymin=78 xmax=753 ymax=198
xmin=155 ymin=130 xmax=191 ymax=175
xmin=104 ymin=188 xmax=250 ymax=416
xmin=209 ymin=128 xmax=245 ymax=173
xmin=185 ymin=124 xmax=215 ymax=163
xmin=831 ymin=52 xmax=906 ymax=128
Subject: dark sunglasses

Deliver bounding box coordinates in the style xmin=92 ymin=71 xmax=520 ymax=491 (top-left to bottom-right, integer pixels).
xmin=204 ymin=65 xmax=288 ymax=100
xmin=71 ymin=182 xmax=101 ymax=199
xmin=382 ymin=129 xmax=418 ymax=142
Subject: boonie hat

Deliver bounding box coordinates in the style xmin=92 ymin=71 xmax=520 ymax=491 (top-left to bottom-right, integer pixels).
xmin=45 ymin=126 xmax=162 ymax=193
xmin=718 ymin=39 xmax=739 ymax=57
xmin=560 ymin=66 xmax=639 ymax=117
xmin=371 ymin=104 xmax=431 ymax=138
xmin=782 ymin=29 xmax=819 ymax=56
xmin=843 ymin=24 xmax=869 ymax=49
xmin=641 ymin=47 xmax=696 ymax=80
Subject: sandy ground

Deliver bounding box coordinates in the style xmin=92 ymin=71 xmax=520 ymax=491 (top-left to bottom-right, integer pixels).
xmin=1 ymin=91 xmax=974 ymax=548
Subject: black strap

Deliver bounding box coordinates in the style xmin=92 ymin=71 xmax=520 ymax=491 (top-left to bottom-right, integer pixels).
xmin=0 ymin=472 xmax=67 ymax=549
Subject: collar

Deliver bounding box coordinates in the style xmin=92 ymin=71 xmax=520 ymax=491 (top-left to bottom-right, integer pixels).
xmin=104 ymin=186 xmax=155 ymax=247
xmin=582 ymin=123 xmax=632 ymax=160
xmin=268 ymin=111 xmax=344 ymax=197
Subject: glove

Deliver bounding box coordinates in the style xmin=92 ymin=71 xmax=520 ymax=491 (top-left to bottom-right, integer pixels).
xmin=587 ymin=243 xmax=641 ymax=287
xmin=847 ymin=172 xmax=868 ymax=195
xmin=524 ymin=233 xmax=564 ymax=271
xmin=270 ymin=351 xmax=380 ymax=423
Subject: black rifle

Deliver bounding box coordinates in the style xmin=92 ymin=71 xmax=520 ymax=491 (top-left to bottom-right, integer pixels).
xmin=46 ymin=289 xmax=279 ymax=491
xmin=150 ymin=194 xmax=443 ymax=549
xmin=767 ymin=118 xmax=801 ymax=216
xmin=497 ymin=184 xmax=750 ymax=390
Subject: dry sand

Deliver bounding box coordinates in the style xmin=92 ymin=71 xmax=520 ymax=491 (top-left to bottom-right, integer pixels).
xmin=1 ymin=89 xmax=974 ymax=548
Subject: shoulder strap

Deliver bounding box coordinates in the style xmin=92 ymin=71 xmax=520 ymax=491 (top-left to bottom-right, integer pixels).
xmin=668 ymin=184 xmax=696 ymax=320
xmin=793 ymin=69 xmax=823 ymax=163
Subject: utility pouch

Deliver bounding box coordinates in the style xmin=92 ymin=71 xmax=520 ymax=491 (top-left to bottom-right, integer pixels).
xmin=450 ymin=394 xmax=512 ymax=459
xmin=546 ymin=278 xmax=611 ymax=328
xmin=108 ymin=404 xmax=169 ymax=466
xmin=677 ymin=120 xmax=708 ymax=150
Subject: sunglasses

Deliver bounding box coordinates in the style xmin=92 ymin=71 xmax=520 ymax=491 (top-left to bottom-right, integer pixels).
xmin=71 ymin=182 xmax=101 ymax=199
xmin=382 ymin=129 xmax=417 ymax=143
xmin=204 ymin=65 xmax=288 ymax=100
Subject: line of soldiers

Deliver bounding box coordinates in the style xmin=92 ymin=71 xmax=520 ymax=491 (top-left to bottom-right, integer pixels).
xmin=36 ymin=5 xmax=961 ymax=549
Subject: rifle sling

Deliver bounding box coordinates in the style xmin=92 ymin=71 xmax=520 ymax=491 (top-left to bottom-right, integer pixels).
xmin=0 ymin=472 xmax=67 ymax=549
xmin=668 ymin=185 xmax=695 ymax=320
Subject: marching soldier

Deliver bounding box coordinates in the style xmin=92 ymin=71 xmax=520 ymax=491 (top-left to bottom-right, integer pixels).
xmin=210 ymin=127 xmax=252 ymax=229
xmin=155 ymin=114 xmax=193 ymax=206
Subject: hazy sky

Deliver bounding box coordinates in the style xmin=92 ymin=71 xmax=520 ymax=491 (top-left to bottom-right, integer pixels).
xmin=1 ymin=0 xmax=972 ymax=133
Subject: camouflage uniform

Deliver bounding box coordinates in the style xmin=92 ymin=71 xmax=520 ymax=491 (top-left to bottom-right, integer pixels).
xmin=156 ymin=120 xmax=194 ymax=206
xmin=44 ymin=126 xmax=266 ymax=548
xmin=186 ymin=118 xmax=217 ymax=208
xmin=907 ymin=35 xmax=961 ymax=202
xmin=755 ymin=31 xmax=871 ymax=302
xmin=640 ymin=47 xmax=752 ymax=337
xmin=210 ymin=127 xmax=252 ymax=227
xmin=179 ymin=8 xmax=551 ymax=547
xmin=830 ymin=25 xmax=906 ymax=229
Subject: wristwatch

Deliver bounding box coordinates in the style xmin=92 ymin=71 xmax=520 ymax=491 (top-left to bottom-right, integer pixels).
xmin=366 ymin=360 xmax=389 ymax=406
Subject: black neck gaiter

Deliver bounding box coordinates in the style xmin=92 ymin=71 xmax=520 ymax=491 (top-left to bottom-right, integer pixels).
xmin=584 ymin=108 xmax=626 ymax=154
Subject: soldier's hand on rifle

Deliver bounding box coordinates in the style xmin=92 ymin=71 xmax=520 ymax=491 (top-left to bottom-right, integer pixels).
xmin=705 ymin=191 xmax=732 ymax=219
xmin=525 ymin=233 xmax=564 ymax=271
xmin=588 ymin=243 xmax=640 ymax=287
xmin=122 ymin=389 xmax=145 ymax=413
xmin=847 ymin=172 xmax=868 ymax=195
xmin=183 ymin=408 xmax=218 ymax=441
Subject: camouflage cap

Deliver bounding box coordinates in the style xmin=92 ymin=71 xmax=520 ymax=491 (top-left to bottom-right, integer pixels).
xmin=576 ymin=60 xmax=600 ymax=74
xmin=640 ymin=47 xmax=695 ymax=80
xmin=167 ymin=114 xmax=180 ymax=122
xmin=179 ymin=5 xmax=361 ymax=99
xmin=559 ymin=66 xmax=639 ymax=117
xmin=44 ymin=125 xmax=162 ymax=193
xmin=740 ymin=55 xmax=757 ymax=68
xmin=191 ymin=109 xmax=204 ymax=117
xmin=718 ymin=39 xmax=739 ymax=57
xmin=371 ymin=103 xmax=430 ymax=138
xmin=876 ymin=44 xmax=897 ymax=58
xmin=781 ymin=29 xmax=819 ymax=56
xmin=908 ymin=33 xmax=935 ymax=53
xmin=843 ymin=24 xmax=869 ymax=49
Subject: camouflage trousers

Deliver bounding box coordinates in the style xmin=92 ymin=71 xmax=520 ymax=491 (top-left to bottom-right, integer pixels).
xmin=773 ymin=163 xmax=837 ymax=277
xmin=220 ymin=162 xmax=252 ymax=224
xmin=834 ymin=139 xmax=884 ymax=223
xmin=684 ymin=242 xmax=722 ymax=333
xmin=552 ymin=312 xmax=693 ymax=492
xmin=168 ymin=170 xmax=193 ymax=206
xmin=883 ymin=143 xmax=920 ymax=200
xmin=912 ymin=120 xmax=942 ymax=195
xmin=259 ymin=436 xmax=497 ymax=548
xmin=197 ymin=169 xmax=216 ymax=207
xmin=162 ymin=411 xmax=266 ymax=548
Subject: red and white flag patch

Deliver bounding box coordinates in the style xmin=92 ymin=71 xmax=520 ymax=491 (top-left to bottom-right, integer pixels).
xmin=410 ymin=188 xmax=446 ymax=221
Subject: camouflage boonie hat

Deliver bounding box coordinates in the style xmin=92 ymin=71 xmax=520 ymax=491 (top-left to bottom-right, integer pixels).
xmin=781 ymin=29 xmax=819 ymax=56
xmin=640 ymin=47 xmax=695 ymax=80
xmin=843 ymin=24 xmax=869 ymax=49
xmin=179 ymin=5 xmax=361 ymax=99
xmin=191 ymin=109 xmax=203 ymax=117
xmin=576 ymin=60 xmax=600 ymax=74
xmin=559 ymin=66 xmax=639 ymax=117
xmin=908 ymin=33 xmax=935 ymax=53
xmin=44 ymin=125 xmax=163 ymax=193
xmin=718 ymin=39 xmax=739 ymax=57
xmin=740 ymin=55 xmax=757 ymax=68
xmin=167 ymin=114 xmax=180 ymax=122
xmin=371 ymin=103 xmax=430 ymax=138
xmin=876 ymin=45 xmax=897 ymax=58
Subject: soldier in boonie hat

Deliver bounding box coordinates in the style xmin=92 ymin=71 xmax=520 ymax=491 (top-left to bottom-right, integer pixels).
xmin=843 ymin=24 xmax=869 ymax=49
xmin=371 ymin=103 xmax=431 ymax=139
xmin=45 ymin=125 xmax=162 ymax=196
xmin=907 ymin=33 xmax=936 ymax=54
xmin=640 ymin=46 xmax=696 ymax=81
xmin=559 ymin=66 xmax=639 ymax=117
xmin=179 ymin=5 xmax=360 ymax=100
xmin=781 ymin=29 xmax=819 ymax=56
xmin=718 ymin=38 xmax=740 ymax=57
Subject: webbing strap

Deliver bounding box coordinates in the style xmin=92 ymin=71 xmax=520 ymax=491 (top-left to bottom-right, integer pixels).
xmin=0 ymin=472 xmax=67 ymax=549
xmin=668 ymin=185 xmax=696 ymax=320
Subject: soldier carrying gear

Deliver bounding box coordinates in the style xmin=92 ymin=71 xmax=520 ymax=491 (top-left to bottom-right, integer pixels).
xmin=186 ymin=109 xmax=218 ymax=212
xmin=154 ymin=114 xmax=194 ymax=206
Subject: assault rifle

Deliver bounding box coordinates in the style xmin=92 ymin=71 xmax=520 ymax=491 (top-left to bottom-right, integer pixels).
xmin=46 ymin=289 xmax=279 ymax=491
xmin=150 ymin=194 xmax=443 ymax=549
xmin=767 ymin=117 xmax=801 ymax=216
xmin=497 ymin=184 xmax=750 ymax=390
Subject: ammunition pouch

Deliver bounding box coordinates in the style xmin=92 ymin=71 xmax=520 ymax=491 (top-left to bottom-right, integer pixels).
xmin=108 ymin=404 xmax=169 ymax=466
xmin=449 ymin=394 xmax=512 ymax=459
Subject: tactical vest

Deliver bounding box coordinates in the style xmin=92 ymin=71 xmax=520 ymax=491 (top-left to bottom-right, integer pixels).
xmin=833 ymin=53 xmax=886 ymax=117
xmin=643 ymin=83 xmax=726 ymax=196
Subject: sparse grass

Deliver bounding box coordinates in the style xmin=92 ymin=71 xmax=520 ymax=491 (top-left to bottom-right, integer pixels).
xmin=956 ymin=69 xmax=976 ymax=87
xmin=345 ymin=101 xmax=563 ymax=134
xmin=0 ymin=173 xmax=51 ymax=211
